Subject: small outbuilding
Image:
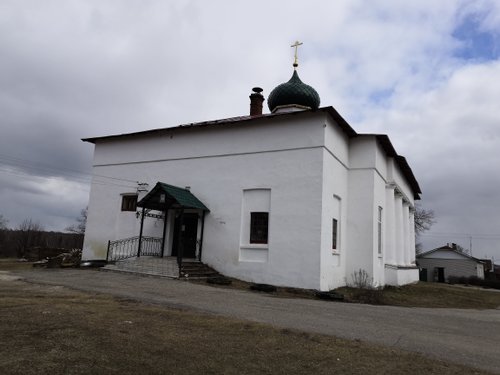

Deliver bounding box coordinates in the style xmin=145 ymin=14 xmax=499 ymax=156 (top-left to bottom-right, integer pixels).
xmin=417 ymin=243 xmax=485 ymax=282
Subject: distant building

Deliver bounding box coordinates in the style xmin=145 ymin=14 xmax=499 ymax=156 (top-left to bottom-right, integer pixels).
xmin=483 ymin=261 xmax=500 ymax=281
xmin=493 ymin=264 xmax=500 ymax=280
xmin=417 ymin=243 xmax=485 ymax=282
xmin=82 ymin=60 xmax=421 ymax=291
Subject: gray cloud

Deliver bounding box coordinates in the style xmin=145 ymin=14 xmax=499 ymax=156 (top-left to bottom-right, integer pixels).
xmin=1 ymin=1 xmax=499 ymax=259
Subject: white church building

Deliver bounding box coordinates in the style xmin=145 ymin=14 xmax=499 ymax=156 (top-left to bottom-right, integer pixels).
xmin=82 ymin=60 xmax=421 ymax=291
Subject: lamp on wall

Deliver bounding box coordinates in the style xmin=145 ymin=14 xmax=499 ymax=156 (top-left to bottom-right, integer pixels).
xmin=137 ymin=182 xmax=149 ymax=192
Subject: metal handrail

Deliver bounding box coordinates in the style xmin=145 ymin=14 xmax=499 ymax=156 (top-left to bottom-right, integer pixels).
xmin=106 ymin=236 xmax=162 ymax=262
xmin=139 ymin=236 xmax=163 ymax=257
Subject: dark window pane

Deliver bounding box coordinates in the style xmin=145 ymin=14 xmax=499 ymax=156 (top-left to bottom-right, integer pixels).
xmin=378 ymin=206 xmax=383 ymax=254
xmin=332 ymin=218 xmax=338 ymax=250
xmin=250 ymin=212 xmax=268 ymax=244
xmin=121 ymin=195 xmax=138 ymax=211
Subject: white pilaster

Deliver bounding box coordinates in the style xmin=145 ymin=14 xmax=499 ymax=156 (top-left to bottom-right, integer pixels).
xmin=394 ymin=193 xmax=404 ymax=266
xmin=403 ymin=202 xmax=410 ymax=265
xmin=385 ymin=186 xmax=396 ymax=265
xmin=409 ymin=208 xmax=416 ymax=264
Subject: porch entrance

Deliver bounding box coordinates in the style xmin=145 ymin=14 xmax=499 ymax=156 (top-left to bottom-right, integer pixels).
xmin=172 ymin=213 xmax=198 ymax=258
xmin=105 ymin=182 xmax=209 ymax=265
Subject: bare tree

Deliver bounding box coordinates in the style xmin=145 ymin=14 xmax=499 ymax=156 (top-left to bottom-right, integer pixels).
xmin=0 ymin=214 xmax=7 ymax=230
xmin=65 ymin=207 xmax=87 ymax=235
xmin=414 ymin=204 xmax=436 ymax=254
xmin=414 ymin=204 xmax=435 ymax=236
xmin=454 ymin=243 xmax=469 ymax=255
xmin=16 ymin=219 xmax=45 ymax=258
xmin=0 ymin=214 xmax=8 ymax=255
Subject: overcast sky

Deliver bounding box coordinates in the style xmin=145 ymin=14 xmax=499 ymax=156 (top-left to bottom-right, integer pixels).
xmin=1 ymin=1 xmax=499 ymax=260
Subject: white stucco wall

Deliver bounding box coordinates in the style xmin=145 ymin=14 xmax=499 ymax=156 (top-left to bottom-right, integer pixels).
xmin=346 ymin=137 xmax=379 ymax=286
xmin=84 ymin=114 xmax=326 ymax=290
xmin=345 ymin=168 xmax=375 ymax=283
xmin=320 ymin=116 xmax=350 ymax=290
xmin=343 ymin=136 xmax=418 ymax=287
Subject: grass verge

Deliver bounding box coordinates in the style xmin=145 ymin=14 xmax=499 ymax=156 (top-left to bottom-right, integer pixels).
xmin=337 ymin=282 xmax=500 ymax=309
xmin=200 ymin=273 xmax=500 ymax=309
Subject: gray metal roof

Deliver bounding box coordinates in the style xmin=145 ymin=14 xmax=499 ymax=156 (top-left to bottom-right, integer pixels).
xmin=83 ymin=107 xmax=420 ymax=199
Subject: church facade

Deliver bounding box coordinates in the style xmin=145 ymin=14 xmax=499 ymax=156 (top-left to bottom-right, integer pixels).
xmin=82 ymin=66 xmax=421 ymax=291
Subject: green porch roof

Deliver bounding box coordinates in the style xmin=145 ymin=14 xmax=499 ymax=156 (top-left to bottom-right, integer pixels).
xmin=137 ymin=182 xmax=209 ymax=211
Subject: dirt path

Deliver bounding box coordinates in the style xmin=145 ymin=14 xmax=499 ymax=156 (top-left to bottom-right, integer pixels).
xmin=12 ymin=268 xmax=500 ymax=374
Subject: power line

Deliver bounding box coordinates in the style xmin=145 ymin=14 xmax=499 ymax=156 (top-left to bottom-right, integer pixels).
xmin=91 ymin=180 xmax=138 ymax=189
xmin=421 ymin=233 xmax=500 ymax=240
xmin=0 ymin=154 xmax=89 ymax=182
xmin=0 ymin=167 xmax=91 ymax=192
xmin=423 ymin=231 xmax=500 ymax=237
xmin=0 ymin=168 xmax=137 ymax=192
xmin=92 ymin=173 xmax=139 ymax=184
xmin=0 ymin=153 xmax=143 ymax=189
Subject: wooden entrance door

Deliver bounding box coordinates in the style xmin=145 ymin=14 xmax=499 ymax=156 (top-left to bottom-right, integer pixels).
xmin=419 ymin=268 xmax=428 ymax=282
xmin=437 ymin=267 xmax=445 ymax=283
xmin=172 ymin=213 xmax=198 ymax=258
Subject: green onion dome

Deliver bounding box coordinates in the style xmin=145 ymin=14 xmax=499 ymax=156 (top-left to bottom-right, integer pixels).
xmin=267 ymin=70 xmax=320 ymax=112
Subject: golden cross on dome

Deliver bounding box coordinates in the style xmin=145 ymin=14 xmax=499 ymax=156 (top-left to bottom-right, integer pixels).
xmin=291 ymin=40 xmax=303 ymax=68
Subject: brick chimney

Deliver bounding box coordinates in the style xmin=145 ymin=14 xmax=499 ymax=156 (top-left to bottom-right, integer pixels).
xmin=249 ymin=87 xmax=264 ymax=116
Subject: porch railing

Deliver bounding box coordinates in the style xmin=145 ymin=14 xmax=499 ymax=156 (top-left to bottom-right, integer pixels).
xmin=106 ymin=236 xmax=163 ymax=262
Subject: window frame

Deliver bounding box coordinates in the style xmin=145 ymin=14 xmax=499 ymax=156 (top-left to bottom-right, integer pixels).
xmin=121 ymin=194 xmax=138 ymax=212
xmin=332 ymin=218 xmax=339 ymax=251
xmin=377 ymin=206 xmax=383 ymax=255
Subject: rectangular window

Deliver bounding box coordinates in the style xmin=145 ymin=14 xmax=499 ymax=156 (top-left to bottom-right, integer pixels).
xmin=250 ymin=212 xmax=269 ymax=244
xmin=332 ymin=195 xmax=341 ymax=252
xmin=332 ymin=218 xmax=338 ymax=250
xmin=121 ymin=195 xmax=138 ymax=212
xmin=377 ymin=206 xmax=383 ymax=254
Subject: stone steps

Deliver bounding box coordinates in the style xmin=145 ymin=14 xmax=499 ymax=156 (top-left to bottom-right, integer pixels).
xmin=102 ymin=256 xmax=179 ymax=278
xmin=180 ymin=261 xmax=220 ymax=279
xmin=100 ymin=256 xmax=221 ymax=280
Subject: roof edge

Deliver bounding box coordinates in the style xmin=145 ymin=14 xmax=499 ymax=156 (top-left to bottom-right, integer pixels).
xmin=417 ymin=246 xmax=484 ymax=262
xmin=81 ymin=106 xmax=357 ymax=144
xmin=357 ymin=133 xmax=421 ymax=199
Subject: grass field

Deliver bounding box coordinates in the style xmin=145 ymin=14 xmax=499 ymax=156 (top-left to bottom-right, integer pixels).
xmin=0 ymin=276 xmax=494 ymax=375
xmin=337 ymin=282 xmax=500 ymax=309
xmin=199 ymin=270 xmax=500 ymax=309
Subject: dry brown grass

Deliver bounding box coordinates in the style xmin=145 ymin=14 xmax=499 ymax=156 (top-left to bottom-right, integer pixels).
xmin=190 ymin=264 xmax=500 ymax=309
xmin=198 ymin=274 xmax=500 ymax=309
xmin=0 ymin=259 xmax=34 ymax=271
xmin=337 ymin=282 xmax=500 ymax=309
xmin=0 ymin=277 xmax=493 ymax=375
